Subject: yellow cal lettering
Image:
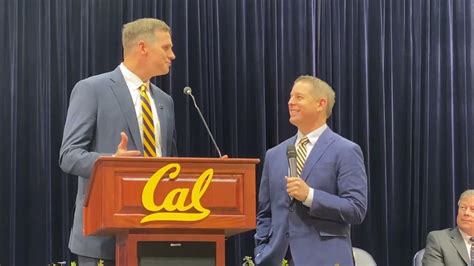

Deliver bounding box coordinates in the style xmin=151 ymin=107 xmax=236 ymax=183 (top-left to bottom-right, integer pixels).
xmin=140 ymin=163 xmax=214 ymax=223
xmin=162 ymin=188 xmax=189 ymax=212
xmin=141 ymin=163 xmax=180 ymax=212
xmin=190 ymin=169 xmax=213 ymax=214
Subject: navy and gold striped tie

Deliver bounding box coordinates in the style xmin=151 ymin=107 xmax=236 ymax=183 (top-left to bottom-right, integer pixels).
xmin=140 ymin=84 xmax=157 ymax=157
xmin=296 ymin=136 xmax=309 ymax=177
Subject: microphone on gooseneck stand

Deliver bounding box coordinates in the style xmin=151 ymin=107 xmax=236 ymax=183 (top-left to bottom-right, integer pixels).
xmin=183 ymin=86 xmax=223 ymax=158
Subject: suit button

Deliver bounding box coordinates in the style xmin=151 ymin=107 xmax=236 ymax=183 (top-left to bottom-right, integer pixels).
xmin=285 ymin=232 xmax=289 ymax=237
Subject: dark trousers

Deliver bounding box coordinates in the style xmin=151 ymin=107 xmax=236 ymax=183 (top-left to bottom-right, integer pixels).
xmin=77 ymin=255 xmax=115 ymax=266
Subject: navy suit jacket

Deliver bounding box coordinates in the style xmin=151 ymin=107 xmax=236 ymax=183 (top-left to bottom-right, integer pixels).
xmin=59 ymin=66 xmax=177 ymax=259
xmin=254 ymin=127 xmax=367 ymax=266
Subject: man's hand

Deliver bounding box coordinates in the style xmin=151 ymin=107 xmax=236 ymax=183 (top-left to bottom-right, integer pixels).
xmin=114 ymin=132 xmax=141 ymax=157
xmin=286 ymin=176 xmax=310 ymax=201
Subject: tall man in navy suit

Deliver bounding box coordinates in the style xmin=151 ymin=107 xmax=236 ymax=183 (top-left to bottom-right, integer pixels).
xmin=60 ymin=18 xmax=177 ymax=265
xmin=254 ymin=76 xmax=368 ymax=266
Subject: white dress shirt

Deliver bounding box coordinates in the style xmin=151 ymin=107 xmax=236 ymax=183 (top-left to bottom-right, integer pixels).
xmin=459 ymin=228 xmax=474 ymax=260
xmin=119 ymin=63 xmax=162 ymax=156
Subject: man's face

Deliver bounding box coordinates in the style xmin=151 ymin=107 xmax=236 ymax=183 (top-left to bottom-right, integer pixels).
xmin=457 ymin=195 xmax=474 ymax=234
xmin=288 ymin=81 xmax=326 ymax=131
xmin=146 ymin=30 xmax=175 ymax=76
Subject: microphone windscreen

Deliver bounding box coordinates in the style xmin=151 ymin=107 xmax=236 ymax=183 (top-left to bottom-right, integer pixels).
xmin=287 ymin=144 xmax=298 ymax=178
xmin=287 ymin=144 xmax=297 ymax=158
xmin=183 ymin=86 xmax=192 ymax=95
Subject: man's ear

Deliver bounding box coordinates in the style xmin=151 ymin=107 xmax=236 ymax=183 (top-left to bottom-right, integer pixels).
xmin=317 ymin=98 xmax=328 ymax=112
xmin=137 ymin=40 xmax=147 ymax=55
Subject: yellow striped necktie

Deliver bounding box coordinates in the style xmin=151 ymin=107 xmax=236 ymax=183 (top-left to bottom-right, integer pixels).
xmin=140 ymin=84 xmax=157 ymax=157
xmin=296 ymin=136 xmax=310 ymax=177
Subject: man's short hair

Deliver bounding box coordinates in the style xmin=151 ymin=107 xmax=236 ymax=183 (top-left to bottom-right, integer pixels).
xmin=294 ymin=75 xmax=336 ymax=118
xmin=458 ymin=189 xmax=474 ymax=205
xmin=122 ymin=18 xmax=170 ymax=53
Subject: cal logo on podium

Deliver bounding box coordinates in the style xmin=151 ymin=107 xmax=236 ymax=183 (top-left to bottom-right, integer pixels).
xmin=140 ymin=163 xmax=213 ymax=223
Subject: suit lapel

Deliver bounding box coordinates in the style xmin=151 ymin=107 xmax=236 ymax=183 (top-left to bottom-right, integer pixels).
xmin=150 ymin=85 xmax=167 ymax=156
xmin=449 ymin=228 xmax=470 ymax=265
xmin=301 ymin=128 xmax=335 ymax=182
xmin=108 ymin=67 xmax=143 ymax=152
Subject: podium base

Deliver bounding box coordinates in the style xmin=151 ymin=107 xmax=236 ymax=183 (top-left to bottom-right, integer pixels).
xmin=116 ymin=233 xmax=225 ymax=266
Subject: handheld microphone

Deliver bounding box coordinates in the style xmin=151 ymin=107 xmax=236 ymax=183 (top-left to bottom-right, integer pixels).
xmin=183 ymin=86 xmax=223 ymax=157
xmin=287 ymin=144 xmax=298 ymax=202
xmin=286 ymin=145 xmax=298 ymax=177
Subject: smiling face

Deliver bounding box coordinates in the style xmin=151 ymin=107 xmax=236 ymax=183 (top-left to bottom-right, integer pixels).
xmin=457 ymin=195 xmax=474 ymax=235
xmin=288 ymin=81 xmax=327 ymax=134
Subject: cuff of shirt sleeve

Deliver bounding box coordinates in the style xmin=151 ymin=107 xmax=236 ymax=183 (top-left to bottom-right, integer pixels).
xmin=303 ymin=188 xmax=314 ymax=207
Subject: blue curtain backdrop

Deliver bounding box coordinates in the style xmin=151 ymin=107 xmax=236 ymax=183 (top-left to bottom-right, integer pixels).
xmin=319 ymin=0 xmax=474 ymax=265
xmin=1 ymin=0 xmax=473 ymax=265
xmin=0 ymin=0 xmax=317 ymax=265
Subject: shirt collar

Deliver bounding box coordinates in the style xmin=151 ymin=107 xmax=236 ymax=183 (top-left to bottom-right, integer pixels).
xmin=119 ymin=63 xmax=150 ymax=91
xmin=296 ymin=124 xmax=328 ymax=145
xmin=459 ymin=228 xmax=474 ymax=243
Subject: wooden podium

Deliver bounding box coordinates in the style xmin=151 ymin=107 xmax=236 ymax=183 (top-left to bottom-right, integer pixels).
xmin=83 ymin=156 xmax=259 ymax=266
